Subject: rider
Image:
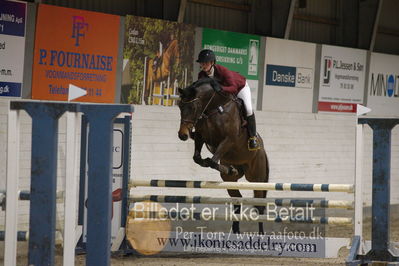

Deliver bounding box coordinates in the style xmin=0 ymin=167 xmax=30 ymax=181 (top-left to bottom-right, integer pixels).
xmin=196 ymin=49 xmax=260 ymax=151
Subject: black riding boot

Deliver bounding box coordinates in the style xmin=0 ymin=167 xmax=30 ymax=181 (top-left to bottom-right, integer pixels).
xmin=247 ymin=114 xmax=260 ymax=151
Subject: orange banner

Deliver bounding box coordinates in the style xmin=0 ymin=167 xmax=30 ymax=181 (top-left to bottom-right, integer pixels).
xmin=31 ymin=4 xmax=120 ymax=102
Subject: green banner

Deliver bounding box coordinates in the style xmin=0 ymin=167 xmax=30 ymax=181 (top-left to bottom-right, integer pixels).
xmin=202 ymin=28 xmax=260 ymax=80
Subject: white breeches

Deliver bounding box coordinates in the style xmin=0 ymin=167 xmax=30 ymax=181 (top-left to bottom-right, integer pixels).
xmin=237 ymin=82 xmax=253 ymax=116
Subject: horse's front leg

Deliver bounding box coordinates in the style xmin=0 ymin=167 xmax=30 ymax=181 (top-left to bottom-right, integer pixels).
xmin=204 ymin=138 xmax=238 ymax=175
xmin=192 ymin=134 xmax=211 ymax=168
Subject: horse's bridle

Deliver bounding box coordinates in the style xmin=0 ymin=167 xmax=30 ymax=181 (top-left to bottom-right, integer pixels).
xmin=180 ymin=91 xmax=216 ymax=128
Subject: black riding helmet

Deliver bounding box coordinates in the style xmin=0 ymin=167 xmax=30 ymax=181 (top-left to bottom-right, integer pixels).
xmin=196 ymin=49 xmax=216 ymax=63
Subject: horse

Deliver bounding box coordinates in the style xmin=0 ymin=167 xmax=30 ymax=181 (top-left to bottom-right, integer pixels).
xmin=144 ymin=39 xmax=180 ymax=104
xmin=177 ymin=78 xmax=270 ymax=234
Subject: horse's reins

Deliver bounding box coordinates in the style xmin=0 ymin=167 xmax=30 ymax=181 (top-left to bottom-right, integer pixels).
xmin=180 ymin=91 xmax=216 ymax=127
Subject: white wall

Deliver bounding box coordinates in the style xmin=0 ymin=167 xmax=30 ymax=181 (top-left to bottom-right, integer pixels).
xmin=129 ymin=105 xmax=399 ymax=205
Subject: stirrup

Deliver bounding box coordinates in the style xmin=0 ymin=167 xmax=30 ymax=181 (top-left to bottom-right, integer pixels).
xmin=248 ymin=136 xmax=260 ymax=151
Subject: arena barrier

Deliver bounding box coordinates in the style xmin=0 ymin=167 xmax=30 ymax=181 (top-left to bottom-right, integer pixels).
xmin=4 ymin=100 xmax=132 ymax=266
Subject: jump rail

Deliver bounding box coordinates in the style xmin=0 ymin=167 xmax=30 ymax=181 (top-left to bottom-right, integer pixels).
xmin=130 ymin=195 xmax=354 ymax=209
xmin=130 ymin=210 xmax=353 ymax=225
xmin=131 ymin=180 xmax=354 ymax=193
xmin=0 ymin=230 xmax=63 ymax=243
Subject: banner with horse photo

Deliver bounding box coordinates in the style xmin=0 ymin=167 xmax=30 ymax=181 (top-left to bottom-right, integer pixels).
xmin=122 ymin=15 xmax=195 ymax=105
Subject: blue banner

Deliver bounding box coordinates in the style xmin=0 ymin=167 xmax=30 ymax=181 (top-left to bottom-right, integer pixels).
xmin=0 ymin=0 xmax=26 ymax=37
xmin=265 ymin=64 xmax=296 ymax=87
xmin=0 ymin=81 xmax=22 ymax=97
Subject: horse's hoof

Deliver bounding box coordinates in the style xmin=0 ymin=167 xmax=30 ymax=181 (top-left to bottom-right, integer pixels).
xmin=229 ymin=166 xmax=239 ymax=176
xmin=232 ymin=222 xmax=240 ymax=234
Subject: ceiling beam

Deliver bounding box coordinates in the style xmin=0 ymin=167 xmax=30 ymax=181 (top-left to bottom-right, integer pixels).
xmin=369 ymin=0 xmax=383 ymax=51
xmin=189 ymin=0 xmax=251 ymax=12
xmin=284 ymin=0 xmax=297 ymax=39
xmin=178 ymin=0 xmax=187 ymax=23
xmin=378 ymin=26 xmax=399 ymax=37
xmin=293 ymin=14 xmax=339 ymax=26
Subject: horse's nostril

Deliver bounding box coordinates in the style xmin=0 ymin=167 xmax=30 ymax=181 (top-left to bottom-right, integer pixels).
xmin=178 ymin=133 xmax=188 ymax=141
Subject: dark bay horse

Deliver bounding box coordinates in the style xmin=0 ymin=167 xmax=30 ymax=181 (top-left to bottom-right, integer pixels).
xmin=177 ymin=78 xmax=269 ymax=234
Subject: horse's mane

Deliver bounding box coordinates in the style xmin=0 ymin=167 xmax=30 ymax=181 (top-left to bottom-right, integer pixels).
xmin=181 ymin=78 xmax=222 ymax=99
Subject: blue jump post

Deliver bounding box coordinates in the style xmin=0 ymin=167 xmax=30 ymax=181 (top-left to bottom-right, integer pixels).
xmin=347 ymin=118 xmax=399 ymax=265
xmin=80 ymin=104 xmax=133 ymax=266
xmin=10 ymin=101 xmax=132 ymax=266
xmin=10 ymin=101 xmax=79 ymax=266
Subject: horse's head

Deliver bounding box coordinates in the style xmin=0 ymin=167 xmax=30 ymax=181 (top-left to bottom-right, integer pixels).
xmin=177 ymin=78 xmax=216 ymax=141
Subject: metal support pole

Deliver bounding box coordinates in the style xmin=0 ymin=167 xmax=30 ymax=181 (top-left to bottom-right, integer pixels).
xmin=370 ymin=124 xmax=391 ymax=255
xmin=80 ymin=104 xmax=132 ymax=266
xmin=357 ymin=118 xmax=399 ymax=263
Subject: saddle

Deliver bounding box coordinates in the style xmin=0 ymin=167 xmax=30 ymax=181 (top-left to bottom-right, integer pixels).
xmin=207 ymin=78 xmax=248 ymax=127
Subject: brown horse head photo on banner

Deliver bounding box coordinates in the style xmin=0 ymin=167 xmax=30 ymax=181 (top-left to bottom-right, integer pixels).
xmin=122 ymin=16 xmax=195 ymax=105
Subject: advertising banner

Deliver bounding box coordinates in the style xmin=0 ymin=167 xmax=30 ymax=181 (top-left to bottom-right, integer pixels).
xmin=202 ymin=28 xmax=260 ymax=80
xmin=122 ymin=15 xmax=195 ymax=105
xmin=125 ymin=199 xmax=344 ymax=259
xmin=202 ymin=28 xmax=260 ymax=107
xmin=318 ymin=45 xmax=366 ymax=113
xmin=265 ymin=64 xmax=312 ymax=89
xmin=366 ymin=52 xmax=399 ymax=117
xmin=263 ymin=38 xmax=315 ymax=113
xmin=0 ymin=0 xmax=26 ymax=97
xmin=31 ymin=4 xmax=120 ymax=102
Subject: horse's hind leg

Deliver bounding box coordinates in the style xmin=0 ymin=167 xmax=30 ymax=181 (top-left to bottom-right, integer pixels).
xmin=227 ymin=189 xmax=242 ymax=234
xmin=254 ymin=190 xmax=266 ymax=235
xmin=221 ymin=166 xmax=244 ymax=234
xmin=246 ymin=151 xmax=269 ymax=235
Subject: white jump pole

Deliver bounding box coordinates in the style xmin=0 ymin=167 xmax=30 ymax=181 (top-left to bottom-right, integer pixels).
xmin=352 ymin=104 xmax=371 ymax=255
xmin=4 ymin=107 xmax=21 ymax=266
xmin=354 ymin=124 xmax=364 ymax=243
xmin=142 ymin=57 xmax=147 ymax=105
xmin=63 ymin=112 xmax=81 ymax=266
